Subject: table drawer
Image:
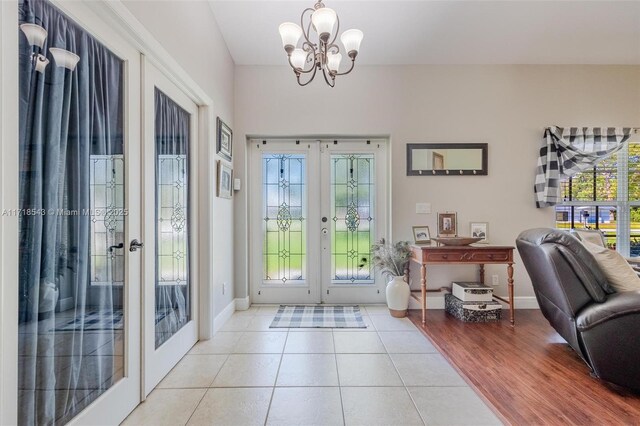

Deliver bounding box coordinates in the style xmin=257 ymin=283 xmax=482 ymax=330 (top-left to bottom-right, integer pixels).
xmin=423 ymin=250 xmax=510 ymax=262
xmin=470 ymin=251 xmax=510 ymax=262
xmin=424 ymin=251 xmax=469 ymax=262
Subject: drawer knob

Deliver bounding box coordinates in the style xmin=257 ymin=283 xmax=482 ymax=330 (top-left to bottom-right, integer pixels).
xmin=488 ymin=254 xmax=494 ymax=259
xmin=442 ymin=254 xmax=448 ymax=259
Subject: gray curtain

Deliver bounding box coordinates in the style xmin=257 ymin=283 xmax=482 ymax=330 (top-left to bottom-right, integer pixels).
xmin=19 ymin=0 xmax=124 ymax=424
xmin=534 ymin=126 xmax=633 ymax=208
xmin=154 ymin=89 xmax=191 ymax=348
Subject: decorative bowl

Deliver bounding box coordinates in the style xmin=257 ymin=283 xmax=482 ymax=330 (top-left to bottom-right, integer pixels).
xmin=431 ymin=236 xmax=483 ymax=246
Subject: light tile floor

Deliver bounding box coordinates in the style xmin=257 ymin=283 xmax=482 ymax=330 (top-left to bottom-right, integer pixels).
xmin=123 ymin=306 xmax=502 ymax=426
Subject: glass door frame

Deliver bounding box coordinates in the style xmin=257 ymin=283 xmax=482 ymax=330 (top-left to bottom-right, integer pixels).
xmin=320 ymin=140 xmax=389 ymax=304
xmin=2 ymin=0 xmax=143 ymax=424
xmin=142 ymin=58 xmax=200 ymax=396
xmin=249 ymin=140 xmax=322 ymax=304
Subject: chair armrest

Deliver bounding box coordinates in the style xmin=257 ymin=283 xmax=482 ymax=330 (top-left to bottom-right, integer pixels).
xmin=576 ymin=291 xmax=640 ymax=331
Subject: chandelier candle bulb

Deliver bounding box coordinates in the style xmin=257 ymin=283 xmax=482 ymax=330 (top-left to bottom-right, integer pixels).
xmin=49 ymin=48 xmax=80 ymax=71
xmin=278 ymin=22 xmax=303 ymax=52
xmin=20 ymin=23 xmax=48 ymax=48
xmin=341 ymin=29 xmax=364 ymax=57
xmin=311 ymin=7 xmax=337 ymax=41
xmin=327 ymin=52 xmax=342 ymax=72
xmin=34 ymin=54 xmax=49 ymax=73
xmin=290 ymin=48 xmax=308 ymax=70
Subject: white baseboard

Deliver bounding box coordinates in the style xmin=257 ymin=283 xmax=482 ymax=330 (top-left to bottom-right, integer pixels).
xmin=234 ymin=296 xmax=250 ymax=311
xmin=212 ymin=299 xmax=236 ymax=334
xmin=408 ymin=295 xmax=539 ymax=310
xmin=510 ymin=296 xmax=540 ymax=309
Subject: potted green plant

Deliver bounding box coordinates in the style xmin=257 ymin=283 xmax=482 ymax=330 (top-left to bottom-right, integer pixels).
xmin=371 ymin=238 xmax=412 ymax=317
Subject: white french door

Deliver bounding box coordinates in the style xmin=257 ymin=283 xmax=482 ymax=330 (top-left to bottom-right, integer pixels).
xmin=13 ymin=1 xmax=143 ymax=425
xmin=250 ymin=139 xmax=388 ymax=305
xmin=142 ymin=60 xmax=199 ymax=396
xmin=320 ymin=141 xmax=389 ymax=303
xmin=68 ymin=4 xmax=142 ymax=424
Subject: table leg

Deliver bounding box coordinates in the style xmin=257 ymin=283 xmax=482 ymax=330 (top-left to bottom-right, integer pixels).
xmin=479 ymin=264 xmax=485 ymax=285
xmin=507 ymin=262 xmax=515 ymax=325
xmin=421 ymin=264 xmax=427 ymax=325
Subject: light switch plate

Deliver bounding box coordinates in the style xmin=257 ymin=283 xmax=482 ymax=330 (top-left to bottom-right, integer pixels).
xmin=416 ymin=203 xmax=431 ymax=214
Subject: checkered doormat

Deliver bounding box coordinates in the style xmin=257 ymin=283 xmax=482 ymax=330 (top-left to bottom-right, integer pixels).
xmin=53 ymin=309 xmax=170 ymax=332
xmin=269 ymin=305 xmax=367 ymax=328
xmin=53 ymin=310 xmax=124 ymax=332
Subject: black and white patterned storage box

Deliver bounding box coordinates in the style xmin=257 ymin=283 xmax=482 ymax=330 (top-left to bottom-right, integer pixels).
xmin=452 ymin=282 xmax=493 ymax=302
xmin=445 ymin=293 xmax=502 ymax=322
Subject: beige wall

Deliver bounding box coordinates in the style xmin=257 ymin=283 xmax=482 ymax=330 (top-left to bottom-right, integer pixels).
xmin=123 ymin=0 xmax=235 ymax=318
xmin=234 ymin=65 xmax=640 ymax=303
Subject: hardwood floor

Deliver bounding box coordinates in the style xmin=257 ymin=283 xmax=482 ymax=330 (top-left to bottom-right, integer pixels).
xmin=408 ymin=309 xmax=640 ymax=425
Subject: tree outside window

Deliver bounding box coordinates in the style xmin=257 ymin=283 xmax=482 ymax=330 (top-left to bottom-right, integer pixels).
xmin=555 ymin=142 xmax=640 ymax=257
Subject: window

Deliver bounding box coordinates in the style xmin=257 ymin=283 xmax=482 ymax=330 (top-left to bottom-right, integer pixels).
xmin=555 ymin=142 xmax=640 ymax=257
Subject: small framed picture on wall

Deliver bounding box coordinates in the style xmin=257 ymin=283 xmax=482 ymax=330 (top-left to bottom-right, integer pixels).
xmin=216 ymin=117 xmax=232 ymax=161
xmin=470 ymin=222 xmax=489 ymax=244
xmin=437 ymin=212 xmax=457 ymax=236
xmin=217 ymin=160 xmax=232 ymax=199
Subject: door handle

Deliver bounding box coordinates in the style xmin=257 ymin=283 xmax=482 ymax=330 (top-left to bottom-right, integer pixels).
xmin=129 ymin=239 xmax=144 ymax=252
xmin=108 ymin=242 xmax=124 ymax=252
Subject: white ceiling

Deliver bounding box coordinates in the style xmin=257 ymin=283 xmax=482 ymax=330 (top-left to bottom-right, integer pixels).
xmin=208 ymin=0 xmax=640 ymax=65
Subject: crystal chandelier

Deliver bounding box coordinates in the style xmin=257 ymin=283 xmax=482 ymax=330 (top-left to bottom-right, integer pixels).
xmin=278 ymin=1 xmax=363 ymax=87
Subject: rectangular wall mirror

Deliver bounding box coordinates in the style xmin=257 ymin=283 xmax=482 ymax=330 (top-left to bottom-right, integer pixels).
xmin=406 ymin=143 xmax=488 ymax=176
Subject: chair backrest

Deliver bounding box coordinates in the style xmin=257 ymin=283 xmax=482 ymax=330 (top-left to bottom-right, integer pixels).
xmin=516 ymin=228 xmax=614 ymax=354
xmin=570 ymin=228 xmax=607 ymax=247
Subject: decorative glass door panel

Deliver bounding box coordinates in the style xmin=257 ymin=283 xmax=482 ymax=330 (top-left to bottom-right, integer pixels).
xmin=331 ymin=154 xmax=375 ymax=284
xmin=263 ymin=154 xmax=307 ymax=285
xmin=155 ymin=151 xmax=190 ymax=348
xmin=90 ymin=155 xmax=125 ymax=286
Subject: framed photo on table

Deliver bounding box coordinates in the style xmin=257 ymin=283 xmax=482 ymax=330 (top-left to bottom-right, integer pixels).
xmin=437 ymin=212 xmax=457 ymax=236
xmin=412 ymin=226 xmax=431 ymax=244
xmin=216 ymin=117 xmax=232 ymax=161
xmin=470 ymin=222 xmax=489 ymax=244
xmin=217 ymin=160 xmax=232 ymax=199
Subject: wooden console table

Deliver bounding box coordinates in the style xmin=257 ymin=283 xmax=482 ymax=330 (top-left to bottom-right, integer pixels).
xmin=408 ymin=244 xmax=516 ymax=326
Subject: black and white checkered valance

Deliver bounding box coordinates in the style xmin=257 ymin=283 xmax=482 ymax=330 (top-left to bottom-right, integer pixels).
xmin=534 ymin=126 xmax=633 ymax=208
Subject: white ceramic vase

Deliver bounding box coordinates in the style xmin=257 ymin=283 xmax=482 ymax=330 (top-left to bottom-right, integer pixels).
xmin=386 ymin=275 xmax=410 ymax=318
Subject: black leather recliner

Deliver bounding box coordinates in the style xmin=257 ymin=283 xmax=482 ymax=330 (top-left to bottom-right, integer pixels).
xmin=516 ymin=228 xmax=640 ymax=391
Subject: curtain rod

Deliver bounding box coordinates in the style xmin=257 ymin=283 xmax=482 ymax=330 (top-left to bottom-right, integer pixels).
xmin=550 ymin=126 xmax=640 ymax=133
